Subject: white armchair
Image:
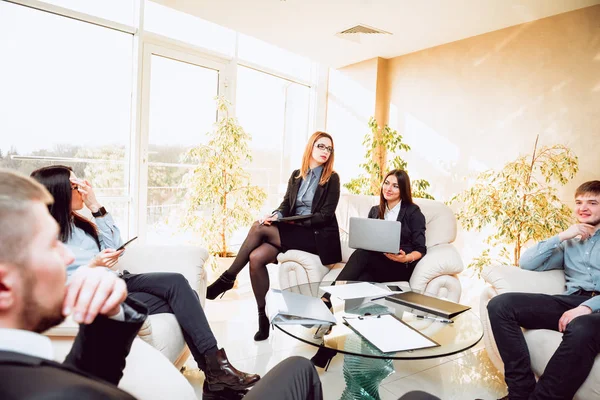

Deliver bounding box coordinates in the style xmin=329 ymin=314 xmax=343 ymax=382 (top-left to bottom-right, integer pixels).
xmin=45 ymin=244 xmax=209 ymax=399
xmin=480 ymin=265 xmax=600 ymax=400
xmin=278 ymin=194 xmax=464 ymax=301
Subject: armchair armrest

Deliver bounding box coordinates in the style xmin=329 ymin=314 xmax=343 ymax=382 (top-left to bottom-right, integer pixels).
xmin=277 ymin=250 xmax=331 ymax=289
xmin=410 ymin=244 xmax=463 ymax=291
xmin=482 ymin=265 xmax=566 ymax=295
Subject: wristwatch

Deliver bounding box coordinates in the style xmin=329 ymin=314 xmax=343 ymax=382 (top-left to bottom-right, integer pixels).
xmin=92 ymin=206 xmax=107 ymax=218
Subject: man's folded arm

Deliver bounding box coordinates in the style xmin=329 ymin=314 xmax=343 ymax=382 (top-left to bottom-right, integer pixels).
xmin=520 ymin=235 xmax=565 ymax=271
xmin=64 ymin=298 xmax=148 ymax=385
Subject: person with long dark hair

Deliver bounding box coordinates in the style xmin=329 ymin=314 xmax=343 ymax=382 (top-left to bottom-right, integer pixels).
xmin=311 ymin=169 xmax=427 ymax=368
xmin=30 ymin=165 xmax=260 ymax=396
xmin=205 ymin=131 xmax=343 ymax=341
xmin=332 ymin=169 xmax=427 ymax=285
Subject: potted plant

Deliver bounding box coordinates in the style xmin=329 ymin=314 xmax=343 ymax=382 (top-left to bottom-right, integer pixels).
xmin=450 ymin=135 xmax=578 ymax=274
xmin=345 ymin=117 xmax=434 ymax=199
xmin=181 ymin=96 xmax=267 ymax=276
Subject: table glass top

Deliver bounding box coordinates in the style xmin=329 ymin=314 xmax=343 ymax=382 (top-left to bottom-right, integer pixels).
xmin=274 ymin=281 xmax=483 ymax=360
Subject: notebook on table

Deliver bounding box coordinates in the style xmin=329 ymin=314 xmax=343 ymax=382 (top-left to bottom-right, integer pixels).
xmin=266 ymin=289 xmax=336 ymax=326
xmin=385 ymin=291 xmax=471 ymax=319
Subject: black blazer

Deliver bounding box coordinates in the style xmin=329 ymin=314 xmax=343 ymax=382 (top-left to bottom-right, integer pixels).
xmin=276 ymin=169 xmax=342 ymax=265
xmin=0 ymin=299 xmax=147 ymax=400
xmin=368 ymin=202 xmax=427 ymax=256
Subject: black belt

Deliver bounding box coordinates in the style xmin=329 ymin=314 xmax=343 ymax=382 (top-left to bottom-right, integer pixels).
xmin=574 ymin=289 xmax=599 ymax=297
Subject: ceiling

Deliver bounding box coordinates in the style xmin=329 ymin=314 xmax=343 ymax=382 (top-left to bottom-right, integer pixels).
xmin=155 ymin=0 xmax=600 ymax=68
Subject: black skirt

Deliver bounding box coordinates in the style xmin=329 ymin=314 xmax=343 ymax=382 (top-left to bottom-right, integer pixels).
xmin=277 ymin=222 xmax=319 ymax=255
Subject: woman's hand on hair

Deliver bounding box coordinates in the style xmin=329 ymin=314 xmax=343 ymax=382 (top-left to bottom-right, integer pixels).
xmin=91 ymin=248 xmax=124 ymax=269
xmin=71 ymin=178 xmax=101 ymax=212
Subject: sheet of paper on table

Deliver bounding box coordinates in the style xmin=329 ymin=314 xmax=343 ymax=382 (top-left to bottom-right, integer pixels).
xmin=344 ymin=314 xmax=439 ymax=353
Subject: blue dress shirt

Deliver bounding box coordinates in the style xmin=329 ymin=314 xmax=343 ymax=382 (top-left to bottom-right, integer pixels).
xmin=294 ymin=165 xmax=323 ymax=216
xmin=520 ymin=230 xmax=600 ymax=312
xmin=64 ymin=213 xmax=123 ymax=277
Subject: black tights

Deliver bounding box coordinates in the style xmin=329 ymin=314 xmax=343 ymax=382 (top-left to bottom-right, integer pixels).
xmin=226 ymin=221 xmax=282 ymax=308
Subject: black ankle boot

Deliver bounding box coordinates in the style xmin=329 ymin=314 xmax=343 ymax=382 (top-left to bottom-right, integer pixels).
xmin=310 ymin=347 xmax=337 ymax=371
xmin=206 ymin=273 xmax=236 ymax=300
xmin=253 ymin=313 xmax=270 ymax=341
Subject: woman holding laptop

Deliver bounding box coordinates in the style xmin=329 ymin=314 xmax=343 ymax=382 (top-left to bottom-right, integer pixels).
xmin=323 ymin=169 xmax=427 ymax=308
xmin=342 ymin=170 xmax=425 ymax=279
xmin=206 ymin=131 xmax=342 ymax=341
xmin=311 ymin=169 xmax=427 ymax=368
xmin=31 ymin=165 xmax=260 ymax=394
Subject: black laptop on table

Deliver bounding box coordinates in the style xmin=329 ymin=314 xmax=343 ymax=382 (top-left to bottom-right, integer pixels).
xmin=385 ymin=291 xmax=471 ymax=319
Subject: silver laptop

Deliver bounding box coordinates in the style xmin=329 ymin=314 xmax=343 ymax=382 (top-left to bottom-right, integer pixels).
xmin=348 ymin=217 xmax=401 ymax=254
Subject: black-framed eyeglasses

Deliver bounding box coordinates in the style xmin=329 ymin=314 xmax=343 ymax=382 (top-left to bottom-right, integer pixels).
xmin=315 ymin=143 xmax=334 ymax=154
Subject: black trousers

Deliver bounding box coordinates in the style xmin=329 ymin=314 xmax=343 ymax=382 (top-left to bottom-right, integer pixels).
xmin=336 ymin=249 xmax=417 ymax=283
xmin=123 ymin=272 xmax=218 ymax=368
xmin=244 ymin=357 xmax=322 ymax=400
xmin=487 ymin=292 xmax=600 ymax=400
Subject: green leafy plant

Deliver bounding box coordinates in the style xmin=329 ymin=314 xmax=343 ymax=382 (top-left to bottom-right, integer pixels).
xmin=181 ymin=97 xmax=266 ymax=262
xmin=450 ymin=136 xmax=578 ymax=272
xmin=344 ymin=117 xmax=434 ymax=199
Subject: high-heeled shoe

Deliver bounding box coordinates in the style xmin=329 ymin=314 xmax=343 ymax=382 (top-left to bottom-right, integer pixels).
xmin=253 ymin=313 xmax=270 ymax=341
xmin=322 ymin=296 xmax=333 ymax=312
xmin=206 ymin=273 xmax=236 ymax=300
xmin=310 ymin=347 xmax=337 ymax=371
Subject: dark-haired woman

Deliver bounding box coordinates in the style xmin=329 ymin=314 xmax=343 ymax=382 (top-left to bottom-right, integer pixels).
xmin=312 ymin=169 xmax=427 ymax=368
xmin=205 ymin=131 xmax=342 ymax=341
xmin=333 ymin=169 xmax=427 ymax=285
xmin=30 ymin=165 xmax=260 ymax=394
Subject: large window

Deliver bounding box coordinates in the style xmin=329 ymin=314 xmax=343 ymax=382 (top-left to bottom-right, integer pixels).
xmin=145 ymin=53 xmax=220 ymax=243
xmin=0 ymin=1 xmax=134 ymax=236
xmin=236 ymin=66 xmax=311 ymax=210
xmin=1 ymin=0 xmax=321 ymax=246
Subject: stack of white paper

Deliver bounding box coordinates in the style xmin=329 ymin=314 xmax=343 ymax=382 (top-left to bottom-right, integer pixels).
xmin=344 ymin=314 xmax=439 ymax=353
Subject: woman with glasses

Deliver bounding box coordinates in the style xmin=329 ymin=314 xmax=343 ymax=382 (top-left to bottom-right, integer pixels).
xmin=206 ymin=131 xmax=342 ymax=341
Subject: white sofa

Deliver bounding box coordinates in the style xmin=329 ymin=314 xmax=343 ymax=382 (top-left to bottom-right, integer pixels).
xmin=45 ymin=244 xmax=209 ymax=399
xmin=278 ymin=194 xmax=465 ymax=301
xmin=480 ymin=265 xmax=600 ymax=400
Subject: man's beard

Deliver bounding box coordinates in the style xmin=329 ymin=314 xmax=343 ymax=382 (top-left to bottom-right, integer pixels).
xmin=579 ymin=217 xmax=600 ymax=228
xmin=21 ymin=271 xmax=65 ymax=333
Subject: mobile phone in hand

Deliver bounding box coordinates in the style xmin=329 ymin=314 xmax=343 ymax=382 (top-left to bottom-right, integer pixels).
xmin=117 ymin=236 xmax=138 ymax=251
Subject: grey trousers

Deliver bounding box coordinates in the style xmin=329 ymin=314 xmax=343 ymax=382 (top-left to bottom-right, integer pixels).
xmin=244 ymin=357 xmax=323 ymax=400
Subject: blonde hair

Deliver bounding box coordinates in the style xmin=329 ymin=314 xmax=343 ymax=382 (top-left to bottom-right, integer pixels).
xmin=0 ymin=169 xmax=53 ymax=265
xmin=297 ymin=131 xmax=335 ymax=185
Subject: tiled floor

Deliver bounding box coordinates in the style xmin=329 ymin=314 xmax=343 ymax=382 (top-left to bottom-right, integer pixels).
xmin=183 ymin=266 xmax=508 ymax=399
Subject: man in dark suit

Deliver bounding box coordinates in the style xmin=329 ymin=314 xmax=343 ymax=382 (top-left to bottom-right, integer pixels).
xmin=0 ymin=168 xmax=142 ymax=399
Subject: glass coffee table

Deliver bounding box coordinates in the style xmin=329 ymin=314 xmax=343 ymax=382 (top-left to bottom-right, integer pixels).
xmin=274 ymin=281 xmax=483 ymax=400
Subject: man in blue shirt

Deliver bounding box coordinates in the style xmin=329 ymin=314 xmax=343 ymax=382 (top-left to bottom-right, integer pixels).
xmin=488 ymin=180 xmax=600 ymax=400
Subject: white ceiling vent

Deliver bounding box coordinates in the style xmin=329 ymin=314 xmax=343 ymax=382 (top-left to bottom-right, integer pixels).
xmin=335 ymin=24 xmax=391 ymax=44
xmin=338 ymin=24 xmax=391 ymax=35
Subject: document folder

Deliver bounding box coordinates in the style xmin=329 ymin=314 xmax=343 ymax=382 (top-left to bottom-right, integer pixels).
xmin=385 ymin=291 xmax=471 ymax=319
xmin=266 ymin=289 xmax=337 ymax=326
